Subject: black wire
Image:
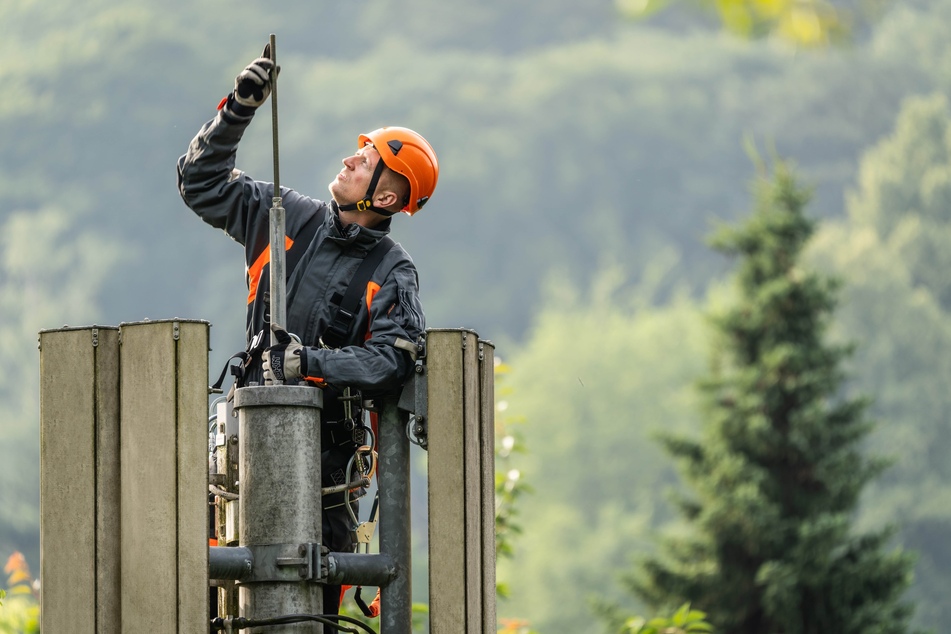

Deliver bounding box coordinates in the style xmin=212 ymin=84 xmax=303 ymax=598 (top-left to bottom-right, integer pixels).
xmin=321 ymin=613 xmax=378 ymax=633
xmin=211 ymin=613 xmax=377 ymax=633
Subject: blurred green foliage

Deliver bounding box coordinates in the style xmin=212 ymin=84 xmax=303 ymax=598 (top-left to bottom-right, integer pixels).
xmin=0 ymin=209 xmax=123 ymax=569
xmin=0 ymin=553 xmax=39 ymax=634
xmin=635 ymin=162 xmax=918 ymax=632
xmin=494 ymin=358 xmax=533 ymax=580
xmin=498 ymin=267 xmax=709 ymax=632
xmin=620 ymin=602 xmax=712 ymax=634
xmin=620 ymin=0 xmax=873 ymax=46
xmin=808 ymin=92 xmax=951 ymax=629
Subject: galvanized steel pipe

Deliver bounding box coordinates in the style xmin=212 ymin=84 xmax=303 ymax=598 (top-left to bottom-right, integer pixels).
xmin=209 ymin=546 xmax=253 ymax=581
xmin=235 ymin=385 xmax=323 ymax=631
xmin=324 ymin=552 xmax=397 ymax=587
xmin=377 ymin=397 xmax=413 ymax=633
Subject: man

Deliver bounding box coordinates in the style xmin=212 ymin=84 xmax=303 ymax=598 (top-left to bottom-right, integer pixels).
xmin=176 ymin=46 xmax=437 ymax=614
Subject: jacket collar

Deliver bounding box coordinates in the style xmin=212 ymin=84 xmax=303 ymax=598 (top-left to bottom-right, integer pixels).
xmin=328 ymin=201 xmax=392 ymax=251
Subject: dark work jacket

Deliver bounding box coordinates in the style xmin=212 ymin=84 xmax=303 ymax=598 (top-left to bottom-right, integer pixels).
xmin=175 ymin=106 xmax=425 ymax=407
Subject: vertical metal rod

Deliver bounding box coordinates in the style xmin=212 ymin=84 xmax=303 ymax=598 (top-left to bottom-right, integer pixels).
xmin=269 ymin=33 xmax=280 ymax=195
xmin=268 ymin=32 xmax=287 ymax=348
xmin=377 ymin=397 xmax=413 ymax=633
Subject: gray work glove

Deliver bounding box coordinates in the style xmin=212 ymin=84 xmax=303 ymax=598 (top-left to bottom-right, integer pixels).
xmin=262 ymin=324 xmax=304 ymax=383
xmin=233 ymin=45 xmax=277 ymax=109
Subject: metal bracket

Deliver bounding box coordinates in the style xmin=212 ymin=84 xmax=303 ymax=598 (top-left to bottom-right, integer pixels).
xmin=398 ymin=334 xmax=429 ymax=449
xmin=91 ymin=327 xmax=99 ymax=348
xmin=241 ymin=542 xmax=323 ymax=583
xmin=276 ymin=543 xmax=314 ymax=580
xmin=172 ymin=320 xmax=180 ymax=341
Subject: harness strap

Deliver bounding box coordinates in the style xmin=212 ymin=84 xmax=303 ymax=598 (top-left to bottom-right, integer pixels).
xmin=320 ymin=236 xmax=396 ymax=349
xmin=211 ymin=328 xmax=268 ymax=391
xmin=210 ymin=351 xmax=250 ymax=392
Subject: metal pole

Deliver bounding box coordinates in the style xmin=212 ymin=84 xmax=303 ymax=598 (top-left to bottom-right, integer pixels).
xmin=269 ymin=33 xmax=281 ymax=197
xmin=235 ymin=385 xmax=323 ymax=632
xmin=209 ymin=547 xmax=253 ymax=581
xmin=324 ymin=553 xmax=396 ymax=587
xmin=268 ymin=32 xmax=287 ymax=349
xmin=377 ymin=397 xmax=413 ymax=633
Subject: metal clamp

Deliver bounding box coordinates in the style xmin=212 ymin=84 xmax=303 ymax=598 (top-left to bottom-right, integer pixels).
xmin=399 ymin=334 xmax=429 ymax=449
xmin=241 ymin=542 xmax=322 ymax=583
xmin=276 ymin=543 xmax=314 ymax=580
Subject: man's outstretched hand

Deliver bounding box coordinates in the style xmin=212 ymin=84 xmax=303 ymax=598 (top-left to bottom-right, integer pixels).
xmin=262 ymin=324 xmax=303 ymax=383
xmin=233 ymin=44 xmax=278 ymax=109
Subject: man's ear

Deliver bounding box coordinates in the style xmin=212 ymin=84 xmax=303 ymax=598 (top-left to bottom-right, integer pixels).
xmin=374 ymin=189 xmax=399 ymax=210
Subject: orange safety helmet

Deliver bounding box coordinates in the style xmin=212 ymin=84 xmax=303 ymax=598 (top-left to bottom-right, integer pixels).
xmin=358 ymin=127 xmax=439 ymax=215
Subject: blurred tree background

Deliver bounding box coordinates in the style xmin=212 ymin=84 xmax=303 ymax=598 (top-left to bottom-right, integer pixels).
xmin=632 ymin=162 xmax=918 ymax=632
xmin=3 ymin=0 xmax=951 ymax=630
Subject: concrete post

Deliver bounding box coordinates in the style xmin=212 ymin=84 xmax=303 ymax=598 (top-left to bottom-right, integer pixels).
xmin=40 ymin=320 xmax=210 ymax=633
xmin=39 ymin=326 xmax=120 ymax=634
xmin=234 ymin=385 xmax=324 ymax=632
xmin=119 ymin=319 xmax=210 ymax=633
xmin=426 ymin=329 xmax=496 ymax=633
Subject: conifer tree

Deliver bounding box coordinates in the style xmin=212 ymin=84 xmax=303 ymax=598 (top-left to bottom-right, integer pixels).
xmin=631 ymin=163 xmax=919 ymax=633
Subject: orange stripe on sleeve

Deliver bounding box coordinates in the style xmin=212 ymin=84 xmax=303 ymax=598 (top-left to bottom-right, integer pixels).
xmin=364 ymin=281 xmax=381 ymax=341
xmin=247 ymin=236 xmax=294 ymax=304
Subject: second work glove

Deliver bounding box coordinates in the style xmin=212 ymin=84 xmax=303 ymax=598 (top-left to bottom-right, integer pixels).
xmin=262 ymin=324 xmax=304 ymax=383
xmin=233 ymin=45 xmax=277 ymax=109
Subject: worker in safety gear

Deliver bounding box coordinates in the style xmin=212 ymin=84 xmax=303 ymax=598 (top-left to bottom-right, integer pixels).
xmin=176 ymin=46 xmax=437 ymax=615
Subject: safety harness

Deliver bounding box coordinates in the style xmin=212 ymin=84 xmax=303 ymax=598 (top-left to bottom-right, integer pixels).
xmin=210 ymin=203 xmax=401 ymax=619
xmin=320 ymin=233 xmax=395 ymax=349
xmin=211 ymin=205 xmax=396 ymax=392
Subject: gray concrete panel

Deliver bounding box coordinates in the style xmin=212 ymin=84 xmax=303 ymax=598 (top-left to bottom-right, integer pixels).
xmin=39 ymin=327 xmax=113 ymax=633
xmin=176 ymin=321 xmax=211 ymax=633
xmin=479 ymin=340 xmax=497 ymax=634
xmin=120 ymin=321 xmax=179 ymax=630
xmin=95 ymin=328 xmax=122 ymax=634
xmin=426 ymin=329 xmax=467 ymax=632
xmin=462 ymin=331 xmax=483 ymax=633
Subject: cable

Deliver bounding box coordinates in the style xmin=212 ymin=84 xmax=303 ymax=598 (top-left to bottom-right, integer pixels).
xmin=211 ymin=613 xmax=377 ymax=633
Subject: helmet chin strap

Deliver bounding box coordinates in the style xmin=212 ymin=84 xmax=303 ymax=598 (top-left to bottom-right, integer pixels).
xmin=337 ymin=157 xmax=398 ymax=217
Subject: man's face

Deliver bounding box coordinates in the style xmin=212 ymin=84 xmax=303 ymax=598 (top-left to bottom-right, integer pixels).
xmin=328 ymin=143 xmax=382 ymax=206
